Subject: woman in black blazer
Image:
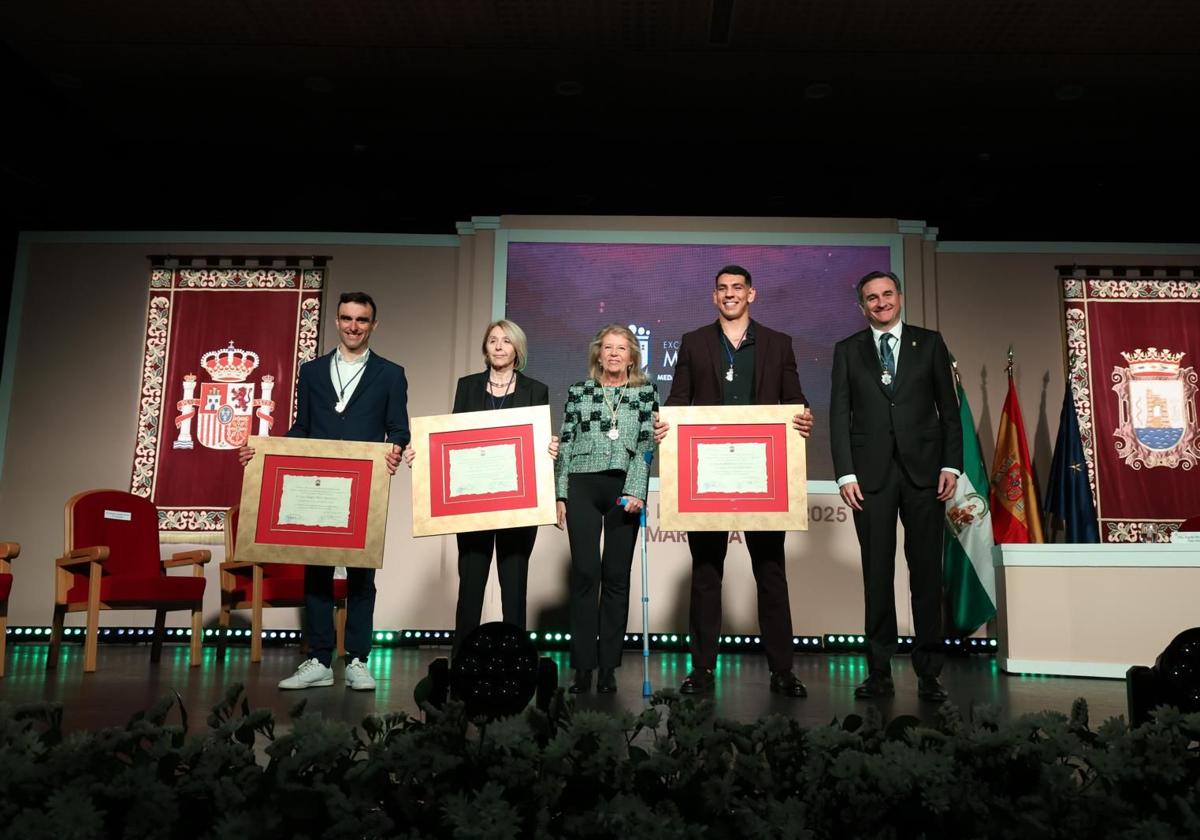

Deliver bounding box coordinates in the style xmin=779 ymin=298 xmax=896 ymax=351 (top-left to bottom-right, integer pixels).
xmin=409 ymin=319 xmax=549 ymax=658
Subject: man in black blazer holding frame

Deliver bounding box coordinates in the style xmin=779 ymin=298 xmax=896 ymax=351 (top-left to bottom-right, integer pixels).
xmin=658 ymin=265 xmax=815 ymax=698
xmin=830 ymin=271 xmax=961 ymax=702
xmin=240 ymin=291 xmax=408 ymax=692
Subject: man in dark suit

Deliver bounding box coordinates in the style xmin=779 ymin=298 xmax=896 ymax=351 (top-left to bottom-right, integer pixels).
xmin=657 ymin=265 xmax=814 ymax=697
xmin=830 ymin=270 xmax=961 ymax=702
xmin=240 ymin=291 xmax=408 ymax=691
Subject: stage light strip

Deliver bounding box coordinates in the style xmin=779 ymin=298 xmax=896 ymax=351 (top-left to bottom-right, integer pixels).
xmin=2 ymin=625 xmax=999 ymax=654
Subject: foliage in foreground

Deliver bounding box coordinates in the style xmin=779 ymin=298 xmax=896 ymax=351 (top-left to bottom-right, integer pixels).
xmin=0 ymin=685 xmax=1198 ymax=839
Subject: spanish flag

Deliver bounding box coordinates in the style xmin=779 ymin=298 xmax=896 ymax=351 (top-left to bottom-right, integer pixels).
xmin=990 ymin=371 xmax=1045 ymax=543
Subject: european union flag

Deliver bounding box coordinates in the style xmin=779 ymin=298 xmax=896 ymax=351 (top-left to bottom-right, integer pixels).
xmin=1045 ymin=386 xmax=1100 ymax=543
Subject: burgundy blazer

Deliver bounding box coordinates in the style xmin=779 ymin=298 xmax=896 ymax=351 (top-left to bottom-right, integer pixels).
xmin=664 ymin=320 xmax=808 ymax=407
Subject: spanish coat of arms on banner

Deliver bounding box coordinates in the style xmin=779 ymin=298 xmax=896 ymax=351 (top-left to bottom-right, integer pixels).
xmin=130 ymin=266 xmax=324 ymax=535
xmin=1062 ymin=274 xmax=1200 ymax=542
xmin=174 ymin=343 xmax=275 ymax=451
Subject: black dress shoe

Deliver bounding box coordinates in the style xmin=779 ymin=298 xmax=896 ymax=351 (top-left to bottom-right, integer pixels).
xmin=679 ymin=668 xmax=715 ymax=695
xmin=596 ymin=668 xmax=617 ymax=693
xmin=769 ymin=670 xmax=808 ymax=697
xmin=569 ymin=669 xmax=593 ymax=693
xmin=854 ymin=674 xmax=896 ymax=699
xmin=917 ymin=677 xmax=948 ymax=702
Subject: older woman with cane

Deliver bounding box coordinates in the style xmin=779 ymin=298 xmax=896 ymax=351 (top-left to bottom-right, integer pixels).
xmin=554 ymin=324 xmax=658 ymax=693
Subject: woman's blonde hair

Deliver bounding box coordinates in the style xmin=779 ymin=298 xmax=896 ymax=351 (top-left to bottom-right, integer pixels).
xmin=587 ymin=323 xmax=648 ymax=386
xmin=481 ymin=319 xmax=529 ymax=371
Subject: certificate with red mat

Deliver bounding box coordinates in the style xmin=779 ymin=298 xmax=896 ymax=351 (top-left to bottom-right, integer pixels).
xmin=410 ymin=405 xmax=556 ymax=537
xmin=658 ymin=405 xmax=807 ymax=532
xmin=236 ymin=436 xmax=393 ymax=568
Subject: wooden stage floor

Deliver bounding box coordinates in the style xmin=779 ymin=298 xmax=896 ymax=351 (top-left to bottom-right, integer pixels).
xmin=0 ymin=643 xmax=1129 ymax=732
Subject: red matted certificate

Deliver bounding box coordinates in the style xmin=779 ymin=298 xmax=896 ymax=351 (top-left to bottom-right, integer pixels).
xmin=658 ymin=404 xmax=808 ymax=532
xmin=236 ymin=436 xmax=393 ymax=568
xmin=410 ymin=404 xmax=556 ymax=537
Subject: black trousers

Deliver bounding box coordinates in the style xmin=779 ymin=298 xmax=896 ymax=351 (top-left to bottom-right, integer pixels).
xmin=304 ymin=566 xmax=375 ymax=666
xmin=453 ymin=525 xmax=537 ymax=657
xmin=853 ymin=454 xmax=945 ymax=679
xmin=565 ymin=471 xmax=641 ymax=671
xmin=686 ymin=530 xmax=796 ymax=672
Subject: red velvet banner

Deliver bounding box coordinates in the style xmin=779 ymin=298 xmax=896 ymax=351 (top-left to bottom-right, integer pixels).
xmin=130 ymin=267 xmax=323 ymax=534
xmin=1063 ymin=275 xmax=1200 ymax=542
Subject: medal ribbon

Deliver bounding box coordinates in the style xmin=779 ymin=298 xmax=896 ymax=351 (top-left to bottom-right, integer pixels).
xmin=334 ymin=355 xmax=367 ymax=408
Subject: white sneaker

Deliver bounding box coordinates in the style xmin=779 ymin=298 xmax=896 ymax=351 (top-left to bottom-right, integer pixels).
xmin=345 ymin=657 xmax=376 ymax=691
xmin=278 ymin=658 xmax=334 ymax=690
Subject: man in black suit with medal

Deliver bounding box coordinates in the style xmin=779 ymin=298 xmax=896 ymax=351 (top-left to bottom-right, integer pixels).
xmin=656 ymin=265 xmax=815 ymax=698
xmin=239 ymin=291 xmax=408 ymax=691
xmin=830 ymin=271 xmax=961 ymax=702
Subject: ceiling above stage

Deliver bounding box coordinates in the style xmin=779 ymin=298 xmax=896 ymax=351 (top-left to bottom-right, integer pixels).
xmin=2 ymin=1 xmax=1199 ymax=241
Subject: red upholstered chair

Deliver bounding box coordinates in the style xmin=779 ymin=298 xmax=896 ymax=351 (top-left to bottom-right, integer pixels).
xmin=218 ymin=506 xmax=345 ymax=662
xmin=1179 ymin=516 xmax=1200 ymax=532
xmin=0 ymin=541 xmax=18 ymax=678
xmin=48 ymin=490 xmax=210 ymax=673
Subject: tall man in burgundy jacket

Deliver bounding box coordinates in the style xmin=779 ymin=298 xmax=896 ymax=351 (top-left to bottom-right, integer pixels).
xmin=656 ymin=265 xmax=814 ymax=698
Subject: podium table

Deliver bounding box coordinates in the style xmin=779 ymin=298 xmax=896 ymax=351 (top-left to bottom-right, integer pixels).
xmin=994 ymin=543 xmax=1200 ymax=678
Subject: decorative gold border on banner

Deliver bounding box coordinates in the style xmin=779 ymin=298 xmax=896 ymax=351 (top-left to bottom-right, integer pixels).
xmin=236 ymin=435 xmax=392 ymax=568
xmin=410 ymin=405 xmax=556 ymax=537
xmin=658 ymin=404 xmax=807 ymax=532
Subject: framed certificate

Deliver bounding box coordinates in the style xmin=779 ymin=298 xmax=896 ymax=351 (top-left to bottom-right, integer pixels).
xmin=410 ymin=404 xmax=557 ymax=537
xmin=658 ymin=404 xmax=808 ymax=532
xmin=236 ymin=436 xmax=393 ymax=568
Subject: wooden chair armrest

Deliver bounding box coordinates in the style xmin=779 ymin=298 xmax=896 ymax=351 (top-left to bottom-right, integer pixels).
xmin=164 ymin=549 xmax=212 ymax=568
xmin=0 ymin=541 xmax=17 ymax=573
xmin=56 ymin=546 xmax=109 ymax=569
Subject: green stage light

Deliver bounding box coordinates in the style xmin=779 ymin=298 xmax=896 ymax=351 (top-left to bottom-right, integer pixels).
xmin=385 ymin=632 xmax=395 ymax=641
xmin=670 ymin=635 xmax=678 ymax=643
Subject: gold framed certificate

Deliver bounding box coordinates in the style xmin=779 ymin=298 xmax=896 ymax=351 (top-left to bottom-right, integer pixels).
xmin=658 ymin=404 xmax=808 ymax=532
xmin=410 ymin=404 xmax=557 ymax=537
xmin=236 ymin=436 xmax=393 ymax=568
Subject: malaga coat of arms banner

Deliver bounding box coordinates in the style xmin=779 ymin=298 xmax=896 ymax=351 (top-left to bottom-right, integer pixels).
xmin=1061 ymin=272 xmax=1200 ymax=542
xmin=130 ymin=263 xmax=324 ymax=534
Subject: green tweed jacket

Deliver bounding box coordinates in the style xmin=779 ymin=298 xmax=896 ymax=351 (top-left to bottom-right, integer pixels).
xmin=554 ymin=380 xmax=659 ymax=501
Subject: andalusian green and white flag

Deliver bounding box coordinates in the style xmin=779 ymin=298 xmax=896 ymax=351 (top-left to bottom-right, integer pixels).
xmin=943 ymin=374 xmax=997 ymax=635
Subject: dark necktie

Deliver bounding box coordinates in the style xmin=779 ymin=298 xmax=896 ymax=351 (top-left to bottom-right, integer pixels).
xmin=880 ymin=333 xmax=895 ymax=391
